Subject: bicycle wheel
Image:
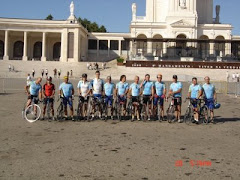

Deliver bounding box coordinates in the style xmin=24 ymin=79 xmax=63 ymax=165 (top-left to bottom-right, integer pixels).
xmin=127 ymin=102 xmax=133 ymax=120
xmin=202 ymin=106 xmax=209 ymax=124
xmin=24 ymin=104 xmax=41 ymax=123
xmin=184 ymin=107 xmax=193 ymax=125
xmin=57 ymin=104 xmax=64 ymax=121
xmin=76 ymin=103 xmax=82 ymax=120
xmin=167 ymin=105 xmax=175 ymax=123
xmin=141 ymin=104 xmax=147 ymax=121
xmin=86 ymin=98 xmax=93 ymax=121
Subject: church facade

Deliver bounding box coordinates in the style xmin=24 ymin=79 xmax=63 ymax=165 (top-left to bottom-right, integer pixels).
xmin=0 ymin=0 xmax=240 ymax=62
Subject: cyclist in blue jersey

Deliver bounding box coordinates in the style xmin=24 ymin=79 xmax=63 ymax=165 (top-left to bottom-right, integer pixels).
xmin=116 ymin=75 xmax=129 ymax=116
xmin=103 ymin=76 xmax=115 ymax=120
xmin=153 ymin=74 xmax=166 ymax=121
xmin=140 ymin=74 xmax=154 ymax=121
xmin=129 ymin=76 xmax=141 ymax=121
xmin=59 ymin=76 xmax=75 ymax=121
xmin=25 ymin=77 xmax=43 ymax=113
xmin=202 ymin=76 xmax=217 ymax=123
xmin=188 ymin=77 xmax=202 ymax=123
xmin=168 ymin=75 xmax=183 ymax=123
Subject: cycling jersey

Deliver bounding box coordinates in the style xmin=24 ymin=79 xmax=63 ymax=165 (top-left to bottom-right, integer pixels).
xmin=116 ymin=82 xmax=129 ymax=96
xmin=170 ymin=82 xmax=182 ymax=97
xmin=59 ymin=82 xmax=74 ymax=97
xmin=202 ymin=83 xmax=215 ymax=99
xmin=130 ymin=83 xmax=141 ymax=96
xmin=77 ymin=81 xmax=92 ymax=97
xmin=154 ymin=81 xmax=166 ymax=96
xmin=104 ymin=83 xmax=115 ymax=96
xmin=189 ymin=84 xmax=202 ymax=99
xmin=142 ymin=81 xmax=154 ymax=95
xmin=43 ymin=83 xmax=55 ymax=97
xmin=91 ymin=78 xmax=104 ymax=95
xmin=29 ymin=81 xmax=42 ymax=96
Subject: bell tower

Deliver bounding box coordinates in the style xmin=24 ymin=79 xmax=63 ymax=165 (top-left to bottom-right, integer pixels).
xmin=166 ymin=0 xmax=198 ymax=25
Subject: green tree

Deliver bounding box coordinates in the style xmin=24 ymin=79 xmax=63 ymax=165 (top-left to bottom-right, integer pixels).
xmin=45 ymin=14 xmax=53 ymax=20
xmin=78 ymin=17 xmax=107 ymax=32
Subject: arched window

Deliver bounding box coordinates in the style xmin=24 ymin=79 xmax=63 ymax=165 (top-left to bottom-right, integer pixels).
xmin=215 ymin=36 xmax=225 ymax=56
xmin=13 ymin=41 xmax=24 ymax=58
xmin=136 ymin=34 xmax=147 ymax=56
xmin=33 ymin=42 xmax=42 ymax=60
xmin=198 ymin=35 xmax=210 ymax=58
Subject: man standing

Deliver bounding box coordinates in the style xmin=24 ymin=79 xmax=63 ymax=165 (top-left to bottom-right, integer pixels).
xmin=153 ymin=74 xmax=166 ymax=121
xmin=32 ymin=69 xmax=35 ymax=78
xmin=59 ymin=76 xmax=75 ymax=121
xmin=25 ymin=77 xmax=42 ymax=109
xmin=202 ymin=76 xmax=217 ymax=123
xmin=129 ymin=76 xmax=141 ymax=121
xmin=27 ymin=74 xmax=32 ymax=85
xmin=45 ymin=68 xmax=48 ymax=77
xmin=141 ymin=74 xmax=154 ymax=121
xmin=103 ymin=76 xmax=115 ymax=120
xmin=91 ymin=71 xmax=104 ymax=98
xmin=41 ymin=69 xmax=44 ymax=77
xmin=188 ymin=77 xmax=202 ymax=124
xmin=168 ymin=75 xmax=183 ymax=123
xmin=77 ymin=74 xmax=92 ymax=118
xmin=42 ymin=77 xmax=55 ymax=121
xmin=91 ymin=71 xmax=104 ymax=118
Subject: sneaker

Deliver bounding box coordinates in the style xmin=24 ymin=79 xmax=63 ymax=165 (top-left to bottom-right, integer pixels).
xmin=178 ymin=119 xmax=182 ymax=123
xmin=41 ymin=117 xmax=45 ymax=121
xmin=137 ymin=118 xmax=141 ymax=121
xmin=148 ymin=117 xmax=151 ymax=121
xmin=52 ymin=117 xmax=56 ymax=121
xmin=195 ymin=119 xmax=199 ymax=124
xmin=111 ymin=116 xmax=114 ymax=120
xmin=71 ymin=116 xmax=75 ymax=121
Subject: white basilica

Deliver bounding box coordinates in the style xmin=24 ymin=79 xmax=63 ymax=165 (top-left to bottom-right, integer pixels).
xmin=0 ymin=0 xmax=240 ymax=63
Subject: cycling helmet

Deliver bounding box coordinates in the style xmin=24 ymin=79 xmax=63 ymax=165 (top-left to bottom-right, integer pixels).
xmin=214 ymin=103 xmax=221 ymax=109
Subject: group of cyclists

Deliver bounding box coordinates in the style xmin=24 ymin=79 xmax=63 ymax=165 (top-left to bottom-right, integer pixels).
xmin=25 ymin=70 xmax=217 ymax=124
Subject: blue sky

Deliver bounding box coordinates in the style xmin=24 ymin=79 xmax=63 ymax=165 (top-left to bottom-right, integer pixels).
xmin=1 ymin=0 xmax=239 ymax=35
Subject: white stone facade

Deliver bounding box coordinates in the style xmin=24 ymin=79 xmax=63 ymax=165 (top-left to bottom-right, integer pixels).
xmin=0 ymin=0 xmax=239 ymax=62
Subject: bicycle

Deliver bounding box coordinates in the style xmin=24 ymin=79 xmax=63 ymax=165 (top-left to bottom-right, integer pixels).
xmin=76 ymin=96 xmax=90 ymax=121
xmin=102 ymin=96 xmax=115 ymax=121
xmin=22 ymin=97 xmax=41 ymax=123
xmin=183 ymin=98 xmax=195 ymax=125
xmin=166 ymin=96 xmax=181 ymax=123
xmin=184 ymin=98 xmax=209 ymax=125
xmin=127 ymin=96 xmax=141 ymax=122
xmin=88 ymin=95 xmax=104 ymax=121
xmin=115 ymin=96 xmax=127 ymax=121
xmin=56 ymin=96 xmax=64 ymax=121
xmin=140 ymin=96 xmax=151 ymax=122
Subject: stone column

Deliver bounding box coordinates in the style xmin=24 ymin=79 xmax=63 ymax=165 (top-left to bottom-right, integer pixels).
xmin=97 ymin=39 xmax=99 ymax=57
xmin=108 ymin=40 xmax=110 ymax=57
xmin=60 ymin=30 xmax=68 ymax=62
xmin=210 ymin=42 xmax=215 ymax=56
xmin=147 ymin=40 xmax=153 ymax=55
xmin=225 ymin=43 xmax=231 ymax=56
xmin=118 ymin=40 xmax=122 ymax=56
xmin=41 ymin=32 xmax=47 ymax=61
xmin=74 ymin=28 xmax=80 ymax=62
xmin=23 ymin=31 xmax=28 ymax=61
xmin=3 ymin=30 xmax=9 ymax=60
xmin=163 ymin=42 xmax=167 ymax=57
